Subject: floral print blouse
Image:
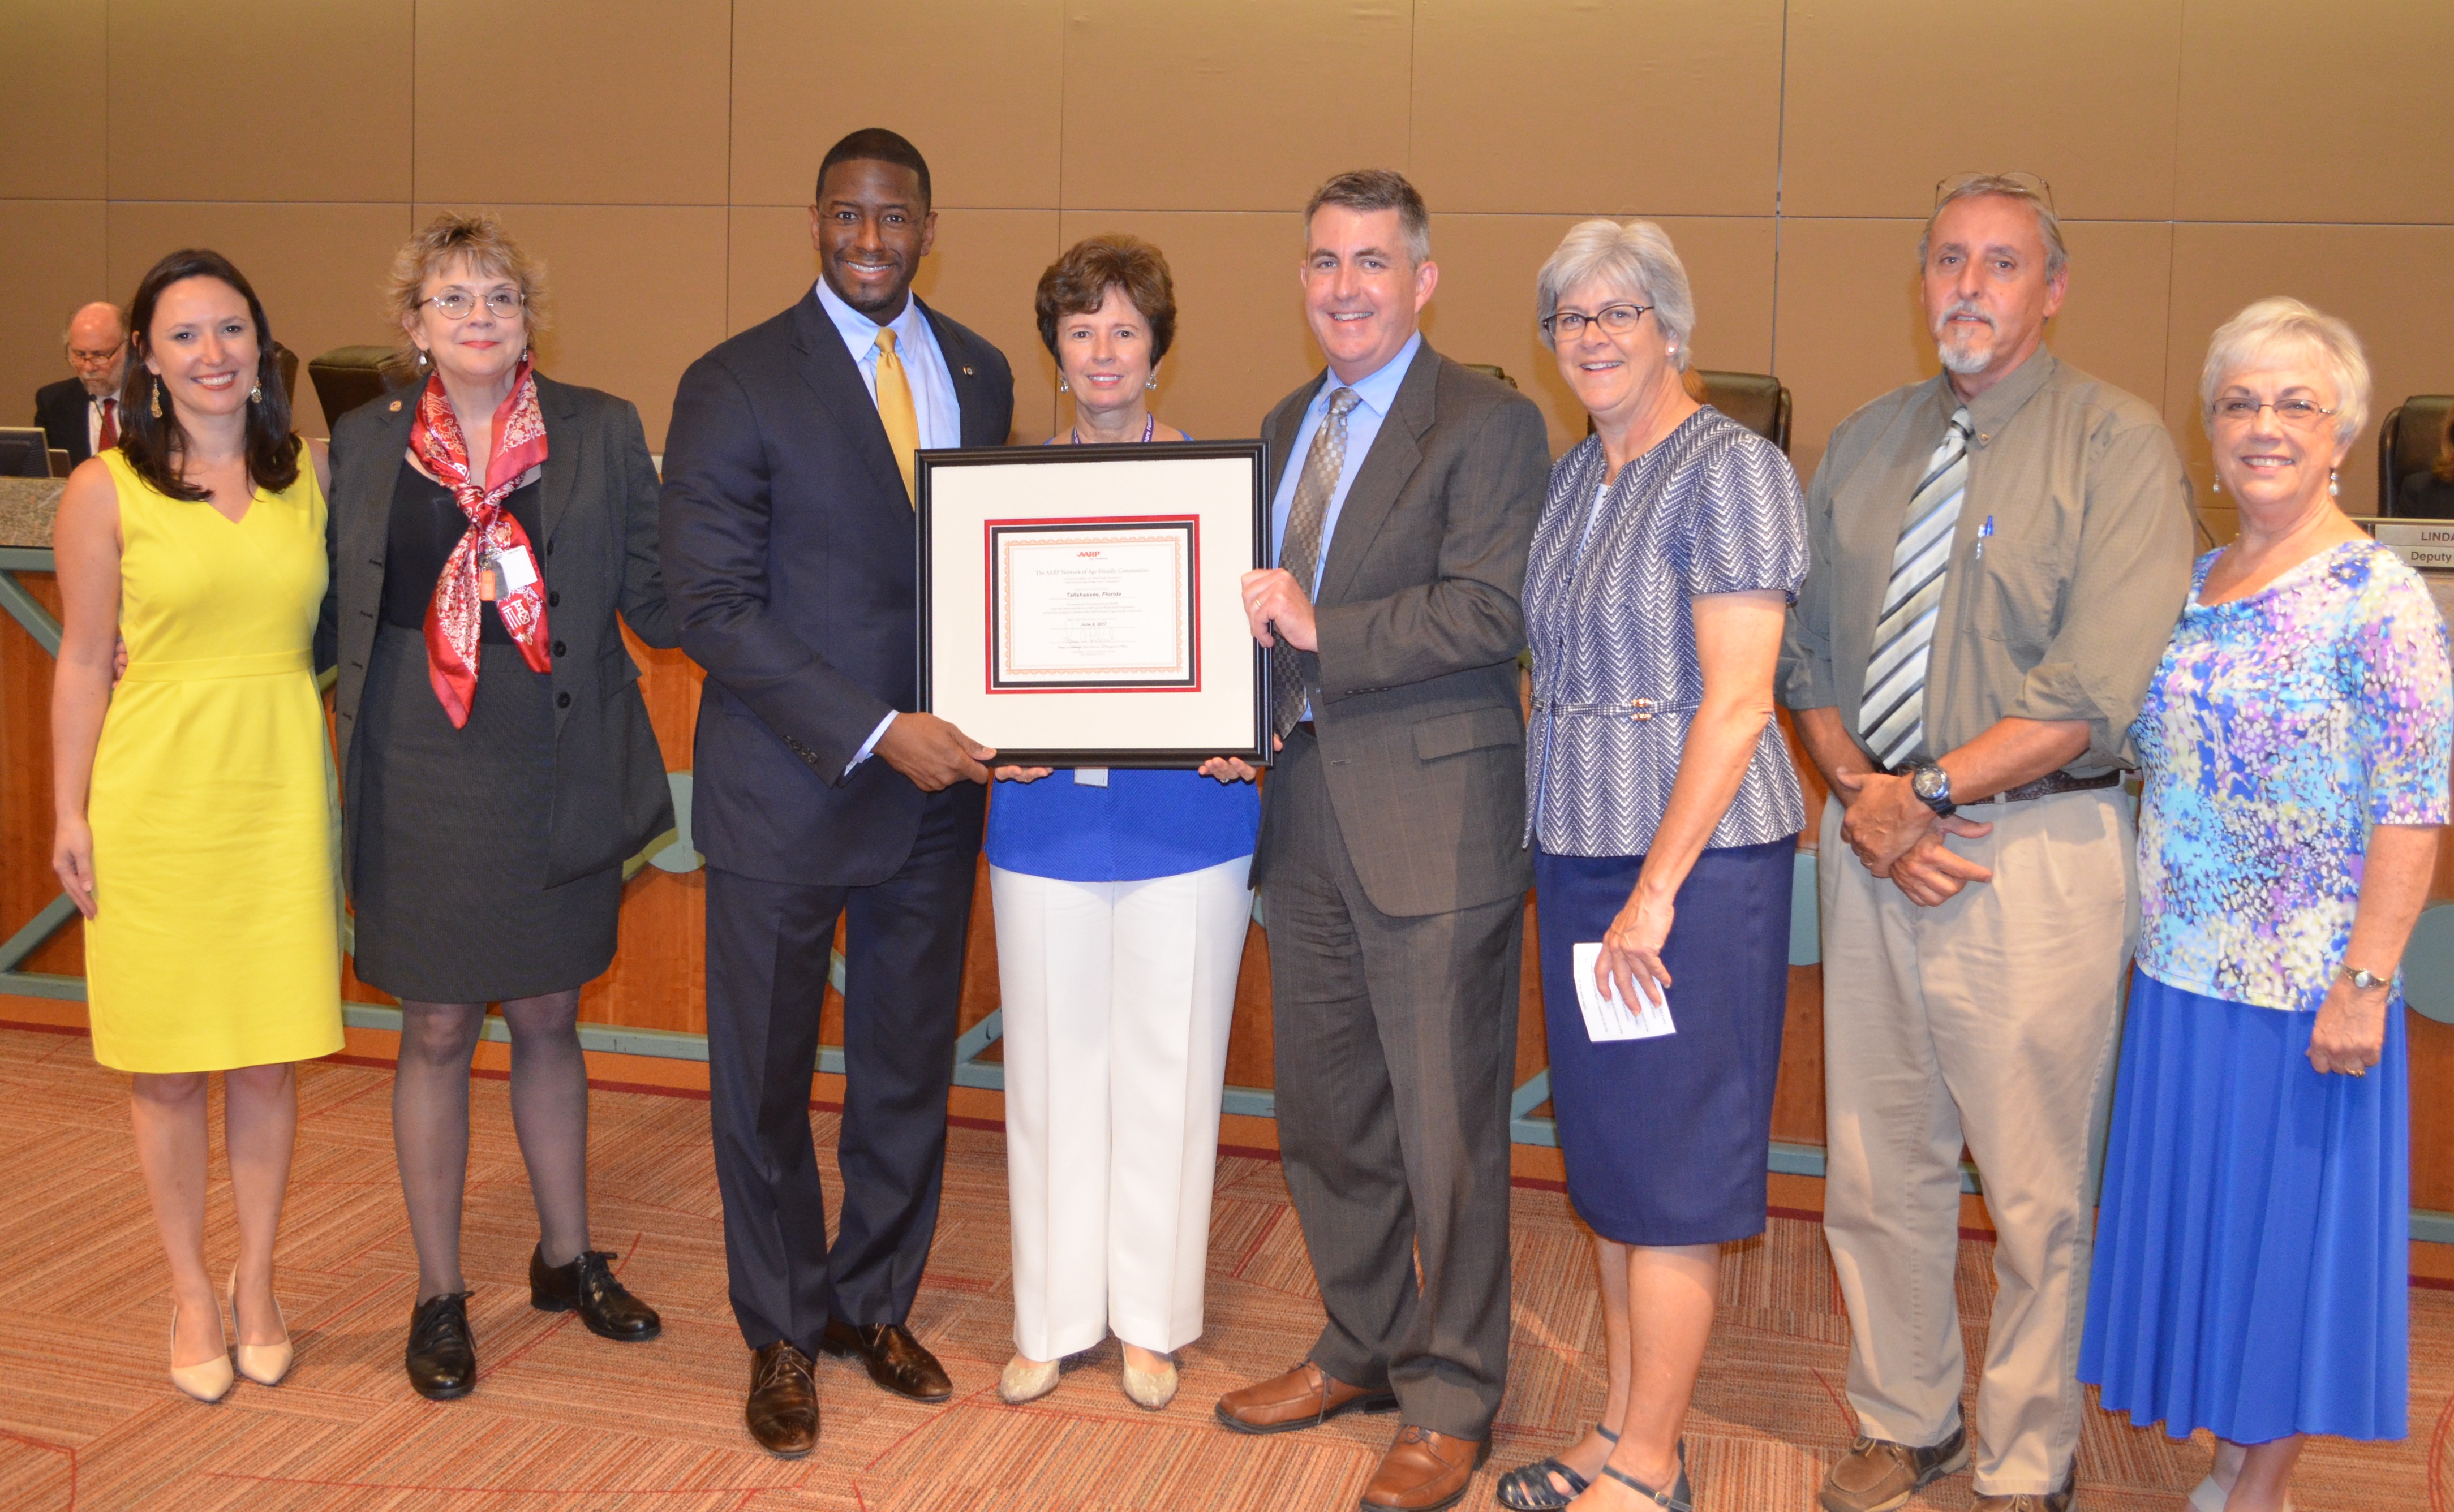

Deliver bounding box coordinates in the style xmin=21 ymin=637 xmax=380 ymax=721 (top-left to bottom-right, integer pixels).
xmin=2133 ymin=541 xmax=2452 ymax=1012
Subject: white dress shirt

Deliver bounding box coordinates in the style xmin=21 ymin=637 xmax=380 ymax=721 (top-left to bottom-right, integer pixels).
xmin=811 ymin=277 xmax=966 ymax=769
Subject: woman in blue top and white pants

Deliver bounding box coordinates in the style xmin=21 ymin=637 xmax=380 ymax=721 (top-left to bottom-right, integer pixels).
xmin=991 ymin=237 xmax=1261 ymax=1412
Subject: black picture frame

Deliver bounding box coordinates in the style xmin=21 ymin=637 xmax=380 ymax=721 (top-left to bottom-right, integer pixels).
xmin=916 ymin=438 xmax=1273 ymax=768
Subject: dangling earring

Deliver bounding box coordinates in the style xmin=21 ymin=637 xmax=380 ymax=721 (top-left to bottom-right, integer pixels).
xmin=1146 ymin=374 xmax=1159 ymax=391
xmin=2329 ymin=469 xmax=2340 ymax=499
xmin=249 ymin=381 xmax=263 ymax=404
xmin=1058 ymin=378 xmax=1069 ymax=394
xmin=149 ymin=380 xmax=162 ymax=419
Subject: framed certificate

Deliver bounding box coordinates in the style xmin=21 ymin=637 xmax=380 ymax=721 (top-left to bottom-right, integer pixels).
xmin=917 ymin=439 xmax=1271 ymax=767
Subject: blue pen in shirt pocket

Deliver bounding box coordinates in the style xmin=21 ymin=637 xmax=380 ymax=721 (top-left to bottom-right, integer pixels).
xmin=1975 ymin=514 xmax=1995 ymax=561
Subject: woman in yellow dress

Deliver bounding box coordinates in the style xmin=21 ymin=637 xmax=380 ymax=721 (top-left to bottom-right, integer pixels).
xmin=50 ymin=248 xmax=344 ymax=1403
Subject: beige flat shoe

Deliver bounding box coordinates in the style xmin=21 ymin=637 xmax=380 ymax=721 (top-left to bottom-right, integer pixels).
xmin=1121 ymin=1354 xmax=1178 ymax=1411
xmin=169 ymin=1302 xmax=233 ymax=1403
xmin=228 ymin=1269 xmax=293 ymax=1387
xmin=998 ymin=1353 xmax=1060 ymax=1405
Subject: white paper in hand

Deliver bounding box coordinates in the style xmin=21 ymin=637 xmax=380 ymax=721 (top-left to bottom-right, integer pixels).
xmin=1571 ymin=942 xmax=1676 ymax=1043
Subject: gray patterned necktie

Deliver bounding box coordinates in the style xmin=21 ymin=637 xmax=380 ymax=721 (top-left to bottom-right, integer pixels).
xmin=1859 ymin=406 xmax=1972 ymax=769
xmin=1271 ymin=387 xmax=1360 ymax=740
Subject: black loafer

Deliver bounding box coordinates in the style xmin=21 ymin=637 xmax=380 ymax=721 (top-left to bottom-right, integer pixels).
xmin=406 ymin=1291 xmax=476 ymax=1400
xmin=819 ymin=1318 xmax=952 ymax=1402
xmin=530 ymin=1245 xmax=661 ymax=1341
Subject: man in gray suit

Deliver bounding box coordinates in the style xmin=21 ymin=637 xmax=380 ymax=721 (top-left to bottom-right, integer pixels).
xmin=1211 ymin=169 xmax=1549 ymax=1512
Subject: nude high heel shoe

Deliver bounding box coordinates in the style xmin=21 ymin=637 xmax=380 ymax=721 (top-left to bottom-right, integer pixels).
xmin=228 ymin=1269 xmax=293 ymax=1386
xmin=169 ymin=1300 xmax=234 ymax=1403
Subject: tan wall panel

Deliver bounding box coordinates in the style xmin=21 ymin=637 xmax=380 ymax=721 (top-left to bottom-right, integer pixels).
xmin=2163 ymin=224 xmax=2454 ymax=512
xmin=0 ymin=3 xmax=106 ymax=199
xmin=1052 ymin=210 xmax=1322 ymax=447
xmin=106 ymin=202 xmax=410 ymax=437
xmin=1411 ymin=0 xmax=1784 ymax=217
xmin=0 ymin=202 xmax=110 ymax=440
xmin=107 ymin=0 xmax=412 ymax=203
xmin=2176 ymin=0 xmax=2454 ymax=225
xmin=727 ymin=206 xmax=1060 ymax=445
xmin=1060 ymin=2 xmax=1411 ymax=213
xmin=413 ymin=205 xmax=728 ymax=451
xmin=1770 ymin=218 xmax=1932 ymax=485
xmin=729 ymin=0 xmax=1064 ymax=210
xmin=1428 ymin=214 xmax=1778 ymax=458
xmin=1780 ymin=0 xmax=2183 ymax=221
xmin=415 ymin=0 xmax=727 ymax=206
xmin=2038 ymin=220 xmax=2174 ymax=425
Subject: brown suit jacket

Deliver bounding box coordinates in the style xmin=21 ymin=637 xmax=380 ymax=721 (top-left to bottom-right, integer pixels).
xmin=1252 ymin=342 xmax=1549 ymax=918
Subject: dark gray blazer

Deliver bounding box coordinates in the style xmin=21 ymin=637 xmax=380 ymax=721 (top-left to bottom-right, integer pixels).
xmin=319 ymin=373 xmax=679 ymax=889
xmin=1253 ymin=343 xmax=1550 ymax=917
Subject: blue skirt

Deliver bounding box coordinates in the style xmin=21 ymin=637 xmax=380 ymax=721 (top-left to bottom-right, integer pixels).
xmin=2079 ymin=972 xmax=2408 ymax=1442
xmin=1535 ymin=840 xmax=1792 ymax=1246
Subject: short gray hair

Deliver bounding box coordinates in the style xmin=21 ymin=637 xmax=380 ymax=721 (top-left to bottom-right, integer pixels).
xmin=1533 ymin=219 xmax=1696 ymax=370
xmin=2199 ymin=296 xmax=2370 ymax=447
xmin=1919 ymin=175 xmax=2068 ymax=281
xmin=1304 ymin=169 xmax=1431 ymax=267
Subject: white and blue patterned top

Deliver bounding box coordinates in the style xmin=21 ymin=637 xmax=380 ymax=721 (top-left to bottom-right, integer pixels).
xmin=1524 ymin=408 xmax=1810 ymax=857
xmin=2133 ymin=542 xmax=2452 ymax=1012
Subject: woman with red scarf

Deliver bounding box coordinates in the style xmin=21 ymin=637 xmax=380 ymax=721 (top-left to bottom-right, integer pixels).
xmin=323 ymin=213 xmax=677 ymax=1400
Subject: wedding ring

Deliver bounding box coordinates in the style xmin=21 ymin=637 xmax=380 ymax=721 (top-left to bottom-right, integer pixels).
xmin=2348 ymin=1066 xmax=2366 ymax=1078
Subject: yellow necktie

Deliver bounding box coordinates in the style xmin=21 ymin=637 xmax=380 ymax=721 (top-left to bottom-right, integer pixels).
xmin=872 ymin=328 xmax=921 ymax=506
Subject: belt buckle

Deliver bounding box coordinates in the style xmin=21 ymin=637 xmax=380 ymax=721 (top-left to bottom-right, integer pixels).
xmin=1628 ymin=697 xmax=1654 ymax=722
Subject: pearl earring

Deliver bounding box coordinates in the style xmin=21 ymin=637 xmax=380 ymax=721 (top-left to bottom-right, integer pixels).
xmin=1058 ymin=378 xmax=1069 ymax=394
xmin=2329 ymin=469 xmax=2340 ymax=499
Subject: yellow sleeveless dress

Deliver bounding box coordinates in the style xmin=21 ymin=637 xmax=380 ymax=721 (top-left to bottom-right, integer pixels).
xmin=85 ymin=447 xmax=345 ymax=1072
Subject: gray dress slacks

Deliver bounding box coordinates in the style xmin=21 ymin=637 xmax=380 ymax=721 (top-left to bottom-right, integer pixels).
xmin=1260 ymin=726 xmax=1523 ymax=1441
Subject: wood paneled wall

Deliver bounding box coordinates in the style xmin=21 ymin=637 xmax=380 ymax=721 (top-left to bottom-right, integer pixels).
xmin=5 ymin=2 xmax=2453 ymax=1203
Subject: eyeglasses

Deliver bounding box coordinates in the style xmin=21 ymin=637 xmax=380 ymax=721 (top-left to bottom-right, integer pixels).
xmin=67 ymin=342 xmax=123 ymax=366
xmin=2211 ymin=397 xmax=2337 ymax=429
xmin=424 ymin=290 xmax=525 ymax=321
xmin=1934 ymin=172 xmax=2056 ymax=213
xmin=1541 ymin=303 xmax=1653 ymax=341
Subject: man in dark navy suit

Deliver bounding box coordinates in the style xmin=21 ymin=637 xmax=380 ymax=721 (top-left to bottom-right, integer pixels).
xmin=660 ymin=128 xmax=1015 ymax=1458
xmin=34 ymin=302 xmax=128 ymax=469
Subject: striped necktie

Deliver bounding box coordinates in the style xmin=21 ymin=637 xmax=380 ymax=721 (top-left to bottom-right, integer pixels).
xmin=1271 ymin=387 xmax=1360 ymax=740
xmin=1859 ymin=406 xmax=1973 ymax=769
xmin=871 ymin=328 xmax=921 ymax=505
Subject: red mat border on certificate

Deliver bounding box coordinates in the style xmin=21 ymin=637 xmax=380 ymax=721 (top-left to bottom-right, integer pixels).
xmin=982 ymin=513 xmax=1202 ymax=695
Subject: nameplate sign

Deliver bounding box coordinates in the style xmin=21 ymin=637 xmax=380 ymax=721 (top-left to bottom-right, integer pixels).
xmin=2371 ymin=520 xmax=2454 ymax=572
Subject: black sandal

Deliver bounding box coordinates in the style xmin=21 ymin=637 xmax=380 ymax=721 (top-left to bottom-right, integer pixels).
xmin=1595 ymin=1439 xmax=1691 ymax=1511
xmin=1495 ymin=1424 xmax=1619 ymax=1511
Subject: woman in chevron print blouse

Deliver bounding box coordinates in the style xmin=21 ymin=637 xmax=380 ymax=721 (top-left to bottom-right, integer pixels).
xmin=1497 ymin=220 xmax=1808 ymax=1512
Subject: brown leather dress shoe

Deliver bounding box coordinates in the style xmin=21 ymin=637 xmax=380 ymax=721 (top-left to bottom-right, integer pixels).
xmin=1361 ymin=1424 xmax=1488 ymax=1512
xmin=1215 ymin=1360 xmax=1399 ymax=1435
xmin=819 ymin=1319 xmax=952 ymax=1402
xmin=745 ymin=1342 xmax=819 ymax=1458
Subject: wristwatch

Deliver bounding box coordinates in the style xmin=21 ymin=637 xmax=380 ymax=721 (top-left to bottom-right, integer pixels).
xmin=2339 ymin=962 xmax=2388 ymax=991
xmin=1906 ymin=761 xmax=1956 ymax=817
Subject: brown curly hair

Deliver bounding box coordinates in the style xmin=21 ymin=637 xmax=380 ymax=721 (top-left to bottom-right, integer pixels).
xmin=1034 ymin=236 xmax=1176 ymax=363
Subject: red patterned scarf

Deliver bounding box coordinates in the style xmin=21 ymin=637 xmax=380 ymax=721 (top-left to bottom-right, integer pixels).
xmin=410 ymin=355 xmax=552 ymax=727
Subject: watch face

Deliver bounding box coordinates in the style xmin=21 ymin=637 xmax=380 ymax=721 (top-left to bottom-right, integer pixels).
xmin=1912 ymin=767 xmax=1946 ymax=799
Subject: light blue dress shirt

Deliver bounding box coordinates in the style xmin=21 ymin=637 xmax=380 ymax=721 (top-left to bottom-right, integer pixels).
xmin=813 ymin=276 xmax=965 ymax=769
xmin=1268 ymin=332 xmax=1421 ymax=720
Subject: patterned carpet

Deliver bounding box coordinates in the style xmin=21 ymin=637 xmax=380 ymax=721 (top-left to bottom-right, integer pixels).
xmin=2 ymin=1021 xmax=2448 ymax=1511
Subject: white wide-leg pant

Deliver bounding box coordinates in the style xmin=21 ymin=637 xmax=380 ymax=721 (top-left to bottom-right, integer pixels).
xmin=991 ymin=855 xmax=1252 ymax=1360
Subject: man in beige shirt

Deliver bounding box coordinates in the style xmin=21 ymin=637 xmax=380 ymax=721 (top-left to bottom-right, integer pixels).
xmin=1780 ymin=176 xmax=2195 ymax=1512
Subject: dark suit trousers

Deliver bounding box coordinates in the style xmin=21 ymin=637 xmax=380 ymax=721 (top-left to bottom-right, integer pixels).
xmin=1261 ymin=725 xmax=1523 ymax=1441
xmin=704 ymin=784 xmax=981 ymax=1354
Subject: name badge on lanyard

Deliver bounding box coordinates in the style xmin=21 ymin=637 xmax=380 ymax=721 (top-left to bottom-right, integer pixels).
xmin=479 ymin=542 xmax=540 ymax=601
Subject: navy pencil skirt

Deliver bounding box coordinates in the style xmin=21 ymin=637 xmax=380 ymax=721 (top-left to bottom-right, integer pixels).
xmin=1535 ymin=839 xmax=1794 ymax=1246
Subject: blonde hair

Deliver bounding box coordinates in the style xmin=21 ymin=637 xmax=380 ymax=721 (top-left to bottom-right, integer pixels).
xmin=386 ymin=211 xmax=551 ymax=367
xmin=2198 ymin=296 xmax=2369 ymax=448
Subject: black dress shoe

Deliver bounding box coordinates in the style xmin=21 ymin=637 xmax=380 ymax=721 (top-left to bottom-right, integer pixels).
xmin=529 ymin=1245 xmax=661 ymax=1341
xmin=746 ymin=1342 xmax=819 ymax=1458
xmin=820 ymin=1318 xmax=952 ymax=1402
xmin=406 ymin=1291 xmax=476 ymax=1401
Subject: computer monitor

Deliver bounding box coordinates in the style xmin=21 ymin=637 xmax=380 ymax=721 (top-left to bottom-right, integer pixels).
xmin=0 ymin=428 xmax=55 ymax=479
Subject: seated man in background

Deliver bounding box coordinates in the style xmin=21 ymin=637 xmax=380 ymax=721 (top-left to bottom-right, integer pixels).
xmin=35 ymin=302 xmax=128 ymax=469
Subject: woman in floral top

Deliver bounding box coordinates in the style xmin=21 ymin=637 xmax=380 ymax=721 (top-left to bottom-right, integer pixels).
xmin=2080 ymin=299 xmax=2451 ymax=1512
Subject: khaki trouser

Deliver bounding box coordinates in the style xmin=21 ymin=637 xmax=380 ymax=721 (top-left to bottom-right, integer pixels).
xmin=1818 ymin=789 xmax=2135 ymax=1497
